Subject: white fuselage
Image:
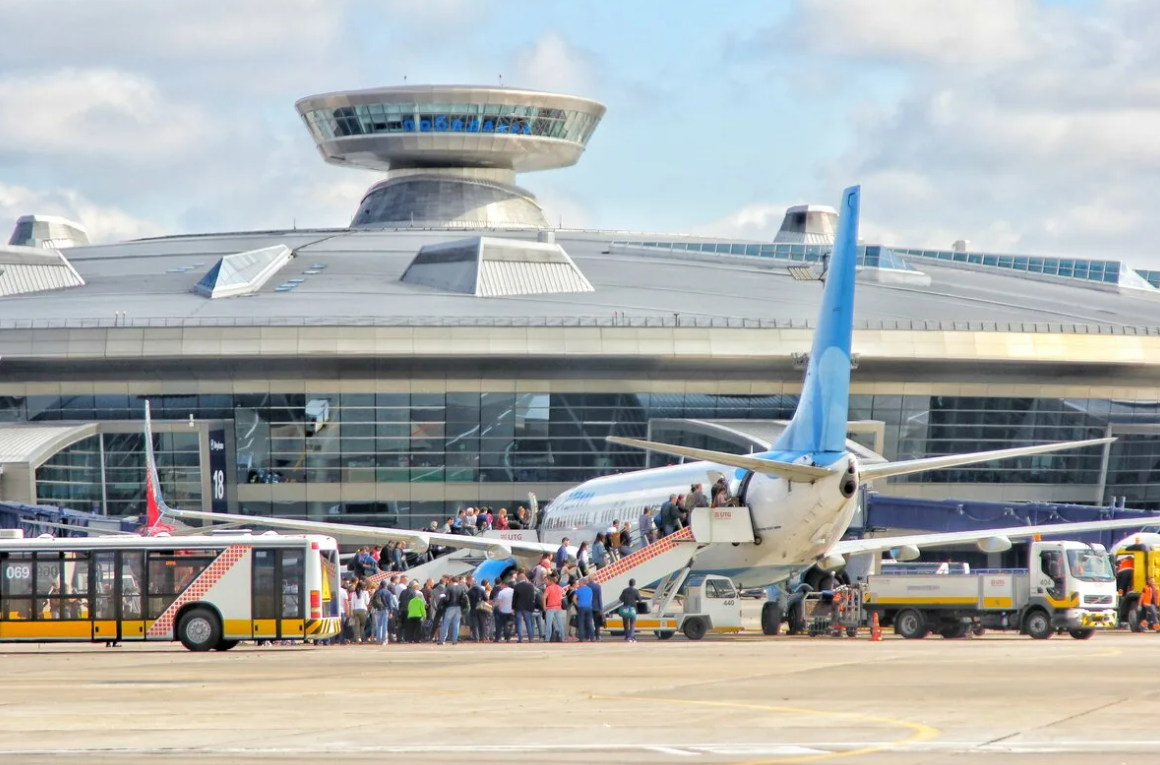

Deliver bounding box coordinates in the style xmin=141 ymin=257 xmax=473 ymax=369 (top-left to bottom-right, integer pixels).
xmin=537 ymin=453 xmax=860 ymax=587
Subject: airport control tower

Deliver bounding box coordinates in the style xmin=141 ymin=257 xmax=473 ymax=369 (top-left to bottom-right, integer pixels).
xmin=296 ymin=85 xmax=606 ymax=229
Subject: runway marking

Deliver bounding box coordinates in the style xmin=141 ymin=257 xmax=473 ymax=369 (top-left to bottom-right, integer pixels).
xmin=591 ymin=695 xmax=940 ymax=764
xmin=647 ymin=746 xmax=696 ymax=756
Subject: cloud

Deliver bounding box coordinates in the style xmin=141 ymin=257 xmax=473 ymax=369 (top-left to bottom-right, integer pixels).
xmin=0 ymin=69 xmax=210 ymax=160
xmin=762 ymin=0 xmax=1160 ymax=264
xmin=0 ymin=183 xmax=164 ymax=244
xmin=507 ymin=31 xmax=602 ymax=96
xmin=759 ymin=0 xmax=1038 ymax=68
xmin=0 ymin=0 xmax=350 ymax=66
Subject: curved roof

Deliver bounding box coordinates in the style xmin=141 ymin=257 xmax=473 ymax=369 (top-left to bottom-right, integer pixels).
xmin=0 ymin=423 xmax=97 ymax=468
xmin=295 ymin=84 xmax=607 ymax=173
xmin=1 ymin=227 xmax=1160 ymax=375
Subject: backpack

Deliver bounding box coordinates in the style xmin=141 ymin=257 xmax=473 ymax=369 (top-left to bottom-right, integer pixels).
xmin=458 ymin=588 xmax=470 ymax=611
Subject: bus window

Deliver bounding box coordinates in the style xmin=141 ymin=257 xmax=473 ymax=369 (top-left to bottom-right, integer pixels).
xmin=253 ymin=549 xmax=278 ymax=620
xmin=58 ymin=552 xmax=89 ymax=619
xmin=35 ymin=552 xmax=62 ymax=619
xmin=94 ymin=552 xmax=116 ymax=619
xmin=281 ymin=550 xmax=303 ymax=619
xmin=121 ymin=551 xmax=144 ymax=619
xmin=147 ymin=550 xmax=220 ymax=619
xmin=2 ymin=552 xmax=33 ymax=620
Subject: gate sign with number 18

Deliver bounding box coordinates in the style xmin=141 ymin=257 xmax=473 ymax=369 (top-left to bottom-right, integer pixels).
xmin=208 ymin=429 xmax=228 ymax=512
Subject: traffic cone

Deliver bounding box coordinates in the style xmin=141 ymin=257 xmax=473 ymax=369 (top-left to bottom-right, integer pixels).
xmin=870 ymin=612 xmax=882 ymax=641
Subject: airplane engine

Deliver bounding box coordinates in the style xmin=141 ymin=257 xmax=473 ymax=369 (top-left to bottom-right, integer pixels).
xmin=889 ymin=544 xmax=921 ymax=561
xmin=976 ymin=536 xmax=1012 ymax=553
xmin=473 ymin=556 xmax=517 ymax=585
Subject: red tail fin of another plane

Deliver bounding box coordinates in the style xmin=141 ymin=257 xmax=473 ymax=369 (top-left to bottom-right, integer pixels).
xmin=142 ymin=401 xmax=174 ymax=535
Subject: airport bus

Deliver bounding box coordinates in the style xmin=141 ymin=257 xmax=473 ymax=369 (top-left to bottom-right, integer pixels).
xmin=0 ymin=530 xmax=342 ymax=650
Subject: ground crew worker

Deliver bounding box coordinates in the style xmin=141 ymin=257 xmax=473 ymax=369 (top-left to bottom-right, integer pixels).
xmin=1140 ymin=577 xmax=1159 ymax=631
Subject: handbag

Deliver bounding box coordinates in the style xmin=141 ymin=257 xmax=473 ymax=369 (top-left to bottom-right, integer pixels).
xmin=477 ymin=601 xmax=493 ymax=613
xmin=618 ymin=605 xmax=634 ymax=620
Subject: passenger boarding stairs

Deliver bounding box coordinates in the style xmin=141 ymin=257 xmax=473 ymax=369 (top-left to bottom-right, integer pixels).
xmin=593 ymin=506 xmax=756 ymax=619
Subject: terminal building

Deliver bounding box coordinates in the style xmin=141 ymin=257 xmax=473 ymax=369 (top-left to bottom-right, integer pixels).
xmin=2 ymin=84 xmax=1160 ymax=531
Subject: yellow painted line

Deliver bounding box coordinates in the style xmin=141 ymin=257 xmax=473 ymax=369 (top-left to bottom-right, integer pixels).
xmin=591 ymin=695 xmax=940 ymax=765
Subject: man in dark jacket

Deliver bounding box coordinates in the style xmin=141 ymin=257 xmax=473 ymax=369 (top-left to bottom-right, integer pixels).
xmin=512 ymin=572 xmax=538 ymax=643
xmin=467 ymin=575 xmax=487 ymax=641
xmin=588 ymin=578 xmax=604 ymax=641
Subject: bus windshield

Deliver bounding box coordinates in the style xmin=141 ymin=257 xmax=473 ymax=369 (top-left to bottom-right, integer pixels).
xmin=1068 ymin=549 xmax=1114 ymax=582
xmin=320 ymin=549 xmax=340 ymax=617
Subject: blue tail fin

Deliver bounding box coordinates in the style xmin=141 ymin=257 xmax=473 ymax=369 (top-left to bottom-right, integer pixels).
xmin=774 ymin=185 xmax=860 ymax=455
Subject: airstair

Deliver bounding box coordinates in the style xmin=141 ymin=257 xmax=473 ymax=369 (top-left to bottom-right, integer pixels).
xmin=593 ymin=505 xmax=755 ymax=622
xmin=363 ymin=550 xmax=479 ymax=587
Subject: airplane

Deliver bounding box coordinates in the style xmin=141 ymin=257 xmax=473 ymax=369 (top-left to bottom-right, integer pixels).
xmin=157 ymin=185 xmax=1159 ymax=590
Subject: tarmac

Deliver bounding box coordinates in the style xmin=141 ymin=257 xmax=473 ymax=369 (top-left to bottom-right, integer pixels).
xmin=1 ymin=630 xmax=1158 ymax=764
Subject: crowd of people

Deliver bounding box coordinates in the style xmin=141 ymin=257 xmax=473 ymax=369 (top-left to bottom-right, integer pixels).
xmin=331 ymin=544 xmax=645 ymax=645
xmin=328 ymin=479 xmax=739 ymax=646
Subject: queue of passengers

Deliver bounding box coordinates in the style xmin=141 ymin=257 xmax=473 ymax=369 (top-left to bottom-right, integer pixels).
xmin=348 ymin=480 xmax=732 ymax=579
xmin=331 ymin=479 xmax=738 ymax=645
xmin=331 ymin=541 xmax=647 ymax=645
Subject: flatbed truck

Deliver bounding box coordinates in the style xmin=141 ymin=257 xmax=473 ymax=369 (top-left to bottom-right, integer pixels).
xmin=861 ymin=540 xmax=1118 ymax=640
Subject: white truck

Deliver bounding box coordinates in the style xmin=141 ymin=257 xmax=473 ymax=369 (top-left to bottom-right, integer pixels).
xmin=861 ymin=540 xmax=1119 ymax=640
xmin=603 ymin=574 xmax=744 ymax=640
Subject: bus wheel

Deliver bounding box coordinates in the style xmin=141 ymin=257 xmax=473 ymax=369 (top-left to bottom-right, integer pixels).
xmin=214 ymin=639 xmax=240 ymax=651
xmin=177 ymin=607 xmax=222 ymax=652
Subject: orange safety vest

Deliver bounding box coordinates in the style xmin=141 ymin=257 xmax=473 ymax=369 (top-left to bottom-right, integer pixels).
xmin=1141 ymin=585 xmax=1158 ymax=607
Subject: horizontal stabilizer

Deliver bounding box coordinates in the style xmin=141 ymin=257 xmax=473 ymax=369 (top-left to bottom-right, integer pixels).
xmin=860 ymin=437 xmax=1115 ymax=482
xmin=607 ymin=436 xmax=835 ymax=482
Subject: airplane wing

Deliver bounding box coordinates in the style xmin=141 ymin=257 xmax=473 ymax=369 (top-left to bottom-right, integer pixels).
xmin=606 ymin=437 xmax=835 ymax=482
xmin=162 ymin=506 xmax=560 ymax=560
xmin=24 ymin=520 xmax=137 ymax=537
xmin=830 ymin=515 xmax=1160 ymax=559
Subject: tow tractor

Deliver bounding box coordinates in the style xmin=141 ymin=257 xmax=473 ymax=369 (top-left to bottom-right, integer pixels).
xmin=603 ymin=573 xmax=744 ymax=640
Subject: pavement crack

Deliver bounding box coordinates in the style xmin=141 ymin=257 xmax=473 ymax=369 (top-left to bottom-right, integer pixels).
xmin=977 ymin=696 xmax=1129 ymax=749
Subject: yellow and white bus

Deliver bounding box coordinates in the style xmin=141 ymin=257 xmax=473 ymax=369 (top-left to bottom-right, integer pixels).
xmin=0 ymin=530 xmax=342 ymax=650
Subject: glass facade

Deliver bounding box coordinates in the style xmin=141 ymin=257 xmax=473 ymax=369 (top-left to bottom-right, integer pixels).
xmin=1136 ymin=270 xmax=1160 ymax=289
xmin=303 ymin=103 xmax=600 ymax=145
xmin=34 ymin=431 xmax=202 ymax=516
xmin=614 ymin=240 xmax=917 ymax=271
xmin=890 ymin=247 xmax=1123 ymax=285
xmin=8 ymin=390 xmax=1160 ymax=524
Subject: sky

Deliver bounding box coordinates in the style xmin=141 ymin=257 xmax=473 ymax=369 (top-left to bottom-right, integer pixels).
xmin=1 ymin=0 xmax=1159 ymax=264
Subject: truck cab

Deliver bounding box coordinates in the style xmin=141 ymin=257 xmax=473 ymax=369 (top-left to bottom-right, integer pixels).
xmin=1111 ymin=532 xmax=1160 ymax=630
xmin=1031 ymin=541 xmax=1118 ymax=624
